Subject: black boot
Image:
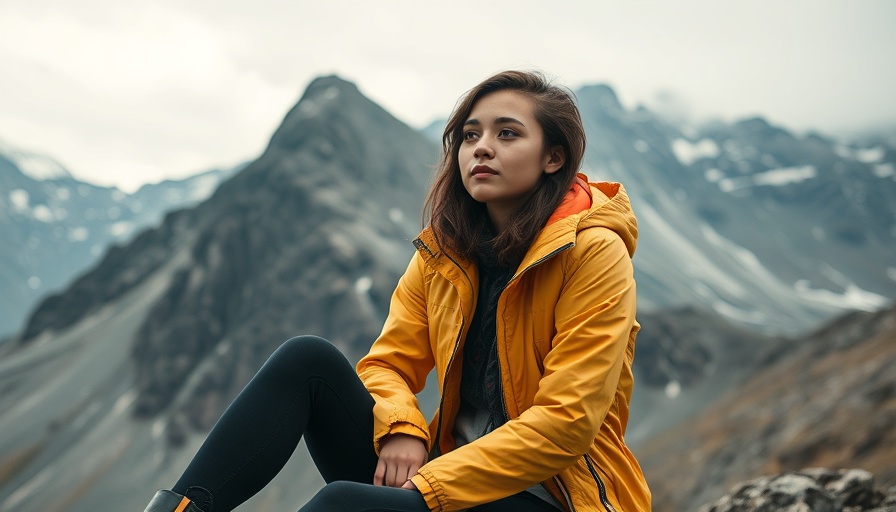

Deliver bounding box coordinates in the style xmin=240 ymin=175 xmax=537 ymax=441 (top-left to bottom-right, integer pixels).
xmin=144 ymin=489 xmax=208 ymax=512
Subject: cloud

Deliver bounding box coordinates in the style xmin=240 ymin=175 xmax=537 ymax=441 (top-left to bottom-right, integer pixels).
xmin=1 ymin=0 xmax=895 ymax=191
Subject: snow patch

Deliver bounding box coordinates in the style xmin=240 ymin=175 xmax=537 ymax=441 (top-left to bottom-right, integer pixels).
xmin=704 ymin=168 xmax=724 ymax=182
xmin=888 ymin=268 xmax=896 ymax=282
xmin=32 ymin=204 xmax=54 ymax=222
xmin=873 ymin=163 xmax=895 ymax=178
xmin=389 ymin=208 xmax=404 ymax=223
xmin=68 ymin=226 xmax=89 ymax=242
xmin=9 ymin=189 xmax=29 ymax=210
xmin=152 ymin=419 xmax=166 ymax=439
xmin=633 ymin=140 xmax=650 ymax=153
xmin=671 ymin=138 xmax=719 ymax=166
xmin=638 ymin=203 xmax=747 ymax=298
xmin=112 ymin=389 xmax=138 ymax=416
xmin=188 ymin=174 xmax=219 ymax=201
xmin=664 ymin=381 xmax=681 ymax=399
xmin=855 ymin=146 xmax=885 ymax=163
xmin=700 ymin=225 xmax=779 ymax=299
xmin=355 ymin=276 xmax=372 ymax=294
xmin=794 ymin=280 xmax=890 ymax=311
xmin=27 ymin=276 xmax=41 ymax=289
xmin=834 ymin=144 xmax=853 ymax=159
xmin=56 ymin=187 xmax=70 ymax=200
xmin=718 ymin=165 xmax=816 ymax=192
xmin=712 ymin=300 xmax=767 ymax=324
xmin=754 ymin=165 xmax=816 ymax=186
xmin=163 ymin=189 xmax=185 ymax=202
xmin=108 ymin=221 xmax=135 ymax=237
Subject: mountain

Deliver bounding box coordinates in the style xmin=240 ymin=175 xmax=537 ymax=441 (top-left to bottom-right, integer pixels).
xmin=575 ymin=85 xmax=895 ymax=335
xmin=0 ymin=75 xmax=437 ymax=511
xmin=637 ymin=303 xmax=896 ymax=512
xmin=0 ymin=141 xmax=241 ymax=338
xmin=0 ymin=76 xmax=893 ymax=511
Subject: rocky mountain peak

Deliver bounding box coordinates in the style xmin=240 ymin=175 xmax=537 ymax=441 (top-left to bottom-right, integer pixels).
xmin=577 ymin=83 xmax=625 ymax=119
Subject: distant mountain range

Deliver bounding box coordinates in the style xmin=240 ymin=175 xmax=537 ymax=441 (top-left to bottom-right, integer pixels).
xmin=0 ymin=75 xmax=892 ymax=511
xmin=0 ymin=140 xmax=242 ymax=337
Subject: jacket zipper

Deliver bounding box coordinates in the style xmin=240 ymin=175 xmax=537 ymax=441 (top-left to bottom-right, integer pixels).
xmin=510 ymin=242 xmax=574 ymax=283
xmin=495 ymin=241 xmax=574 ymax=422
xmin=584 ymin=454 xmax=616 ymax=512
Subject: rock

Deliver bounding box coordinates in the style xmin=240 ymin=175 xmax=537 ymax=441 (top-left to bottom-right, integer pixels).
xmin=700 ymin=469 xmax=895 ymax=512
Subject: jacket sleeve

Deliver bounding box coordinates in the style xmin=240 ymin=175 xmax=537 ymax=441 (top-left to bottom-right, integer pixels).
xmin=411 ymin=228 xmax=636 ymax=511
xmin=357 ymin=252 xmax=435 ymax=453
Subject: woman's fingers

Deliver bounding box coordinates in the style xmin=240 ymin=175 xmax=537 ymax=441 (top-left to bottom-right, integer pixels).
xmin=375 ymin=433 xmax=429 ymax=487
xmin=373 ymin=458 xmax=387 ymax=486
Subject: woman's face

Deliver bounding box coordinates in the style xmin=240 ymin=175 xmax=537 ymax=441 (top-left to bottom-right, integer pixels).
xmin=458 ymin=90 xmax=562 ymax=226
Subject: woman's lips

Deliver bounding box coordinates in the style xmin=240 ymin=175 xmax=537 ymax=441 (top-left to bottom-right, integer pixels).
xmin=471 ymin=164 xmax=498 ymax=177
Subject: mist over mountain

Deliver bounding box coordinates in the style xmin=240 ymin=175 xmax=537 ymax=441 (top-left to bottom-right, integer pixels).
xmin=0 ymin=75 xmax=892 ymax=511
xmin=0 ymin=143 xmax=241 ymax=338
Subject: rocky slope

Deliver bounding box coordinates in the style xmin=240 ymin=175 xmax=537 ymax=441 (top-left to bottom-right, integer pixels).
xmin=638 ymin=304 xmax=896 ymax=512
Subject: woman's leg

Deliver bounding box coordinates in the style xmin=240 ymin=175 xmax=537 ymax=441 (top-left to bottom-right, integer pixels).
xmin=298 ymin=482 xmax=557 ymax=512
xmin=171 ymin=335 xmax=379 ymax=511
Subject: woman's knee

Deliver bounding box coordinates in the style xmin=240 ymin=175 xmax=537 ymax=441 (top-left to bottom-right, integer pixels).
xmin=301 ymin=481 xmax=358 ymax=510
xmin=259 ymin=335 xmax=347 ymax=382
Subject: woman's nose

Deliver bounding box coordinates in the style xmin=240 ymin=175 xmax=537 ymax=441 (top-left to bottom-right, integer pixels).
xmin=473 ymin=140 xmax=494 ymax=158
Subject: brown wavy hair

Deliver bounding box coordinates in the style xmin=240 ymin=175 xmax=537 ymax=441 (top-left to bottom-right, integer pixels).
xmin=423 ymin=70 xmax=586 ymax=266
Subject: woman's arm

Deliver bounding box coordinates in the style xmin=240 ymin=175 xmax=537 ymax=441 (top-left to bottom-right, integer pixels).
xmin=357 ymin=252 xmax=435 ymax=454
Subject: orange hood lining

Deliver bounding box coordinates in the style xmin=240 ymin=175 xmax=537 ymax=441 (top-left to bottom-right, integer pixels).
xmin=546 ymin=173 xmax=594 ymax=226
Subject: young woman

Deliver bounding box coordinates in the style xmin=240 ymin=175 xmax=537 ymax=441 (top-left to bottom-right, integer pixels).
xmin=144 ymin=70 xmax=651 ymax=512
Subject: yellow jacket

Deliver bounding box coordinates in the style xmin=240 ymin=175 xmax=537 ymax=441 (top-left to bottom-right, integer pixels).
xmin=357 ymin=178 xmax=651 ymax=511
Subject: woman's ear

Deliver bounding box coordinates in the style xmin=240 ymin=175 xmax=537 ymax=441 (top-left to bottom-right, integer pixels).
xmin=544 ymin=146 xmax=566 ymax=175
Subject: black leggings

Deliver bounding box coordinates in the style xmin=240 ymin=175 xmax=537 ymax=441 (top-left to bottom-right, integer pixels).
xmin=173 ymin=336 xmax=554 ymax=512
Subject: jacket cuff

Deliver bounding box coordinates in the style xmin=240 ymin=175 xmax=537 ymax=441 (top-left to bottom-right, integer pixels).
xmin=412 ymin=470 xmax=447 ymax=511
xmin=374 ymin=421 xmax=430 ymax=454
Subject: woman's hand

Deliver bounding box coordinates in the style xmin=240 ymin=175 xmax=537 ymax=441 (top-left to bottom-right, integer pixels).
xmin=374 ymin=433 xmax=428 ymax=488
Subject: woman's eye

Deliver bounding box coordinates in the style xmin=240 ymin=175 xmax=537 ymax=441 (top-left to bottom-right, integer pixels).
xmin=498 ymin=129 xmax=518 ymax=138
xmin=463 ymin=131 xmax=479 ymax=141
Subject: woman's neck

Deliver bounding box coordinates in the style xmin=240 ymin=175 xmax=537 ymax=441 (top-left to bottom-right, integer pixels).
xmin=486 ymin=205 xmax=510 ymax=234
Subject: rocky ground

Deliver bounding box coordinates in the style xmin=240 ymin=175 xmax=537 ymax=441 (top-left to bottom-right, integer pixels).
xmin=701 ymin=468 xmax=896 ymax=512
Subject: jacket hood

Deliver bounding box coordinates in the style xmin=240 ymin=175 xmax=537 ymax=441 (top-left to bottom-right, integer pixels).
xmin=546 ymin=174 xmax=638 ymax=258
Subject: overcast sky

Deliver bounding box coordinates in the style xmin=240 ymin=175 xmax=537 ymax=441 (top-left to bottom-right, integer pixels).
xmin=2 ymin=0 xmax=895 ymax=191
